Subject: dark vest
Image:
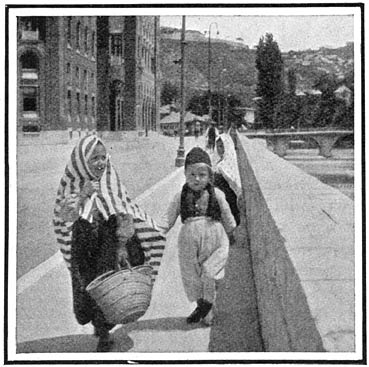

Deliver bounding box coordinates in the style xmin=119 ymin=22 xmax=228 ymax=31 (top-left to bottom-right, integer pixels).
xmin=180 ymin=183 xmax=221 ymax=223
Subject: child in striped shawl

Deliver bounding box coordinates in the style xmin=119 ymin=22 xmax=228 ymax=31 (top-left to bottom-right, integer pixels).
xmin=159 ymin=147 xmax=236 ymax=325
xmin=53 ymin=135 xmax=165 ymax=352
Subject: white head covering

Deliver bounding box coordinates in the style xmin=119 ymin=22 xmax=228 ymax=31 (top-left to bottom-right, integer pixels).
xmin=214 ymin=133 xmax=242 ymax=197
xmin=53 ymin=135 xmax=165 ymax=279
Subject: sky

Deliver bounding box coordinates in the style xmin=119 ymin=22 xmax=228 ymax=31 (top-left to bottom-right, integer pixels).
xmin=160 ymin=15 xmax=355 ymax=52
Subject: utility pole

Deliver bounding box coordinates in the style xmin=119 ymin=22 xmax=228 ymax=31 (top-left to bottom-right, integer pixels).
xmin=175 ymin=16 xmax=186 ymax=167
xmin=207 ymin=22 xmax=218 ymax=123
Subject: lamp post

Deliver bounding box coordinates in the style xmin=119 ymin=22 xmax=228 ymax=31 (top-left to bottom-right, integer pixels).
xmin=175 ymin=16 xmax=186 ymax=167
xmin=217 ymin=68 xmax=227 ymax=126
xmin=205 ymin=22 xmax=219 ymax=123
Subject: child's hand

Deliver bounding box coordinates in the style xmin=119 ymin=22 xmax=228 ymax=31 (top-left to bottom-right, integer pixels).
xmin=117 ymin=246 xmax=129 ymax=269
xmin=60 ymin=194 xmax=80 ymax=222
xmin=80 ymin=181 xmax=99 ymax=201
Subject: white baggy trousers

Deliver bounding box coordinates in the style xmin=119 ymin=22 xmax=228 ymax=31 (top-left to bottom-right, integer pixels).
xmin=178 ymin=216 xmax=229 ymax=304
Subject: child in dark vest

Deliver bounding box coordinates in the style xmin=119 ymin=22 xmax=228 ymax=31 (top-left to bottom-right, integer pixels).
xmin=159 ymin=147 xmax=236 ymax=325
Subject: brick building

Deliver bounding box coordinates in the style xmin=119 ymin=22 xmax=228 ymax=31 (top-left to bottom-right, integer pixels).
xmin=122 ymin=16 xmax=160 ymax=133
xmin=17 ymin=16 xmax=159 ymax=133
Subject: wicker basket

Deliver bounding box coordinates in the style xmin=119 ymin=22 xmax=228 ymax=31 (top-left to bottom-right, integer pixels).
xmin=86 ymin=265 xmax=153 ymax=324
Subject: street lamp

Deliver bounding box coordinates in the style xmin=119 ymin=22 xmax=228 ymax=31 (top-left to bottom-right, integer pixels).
xmin=205 ymin=22 xmax=219 ymax=122
xmin=175 ymin=16 xmax=186 ymax=167
xmin=217 ymin=68 xmax=227 ymax=126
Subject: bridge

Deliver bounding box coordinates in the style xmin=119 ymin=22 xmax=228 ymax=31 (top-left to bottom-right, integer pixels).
xmin=242 ymin=129 xmax=354 ymax=158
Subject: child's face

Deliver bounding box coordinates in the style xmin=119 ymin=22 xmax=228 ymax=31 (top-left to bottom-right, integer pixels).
xmin=185 ymin=163 xmax=211 ymax=191
xmin=87 ymin=143 xmax=107 ymax=179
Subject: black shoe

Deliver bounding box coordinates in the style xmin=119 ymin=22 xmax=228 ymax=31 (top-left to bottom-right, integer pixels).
xmin=186 ymin=299 xmax=213 ymax=324
xmin=186 ymin=306 xmax=203 ymax=323
xmin=198 ymin=299 xmax=213 ymax=319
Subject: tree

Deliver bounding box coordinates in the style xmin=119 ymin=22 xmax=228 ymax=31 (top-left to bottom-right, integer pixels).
xmin=160 ymin=81 xmax=179 ymax=106
xmin=187 ymin=91 xmax=209 ymax=116
xmin=272 ymin=68 xmax=299 ymax=129
xmin=273 ymin=92 xmax=298 ymax=129
xmin=255 ymin=33 xmax=283 ymax=129
xmin=287 ymin=68 xmax=297 ymax=95
xmin=187 ymin=90 xmax=241 ymax=125
xmin=312 ymin=74 xmax=339 ymax=128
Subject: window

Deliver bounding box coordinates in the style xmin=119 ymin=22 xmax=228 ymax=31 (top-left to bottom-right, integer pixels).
xmin=84 ymin=26 xmax=88 ymax=53
xmin=76 ymin=92 xmax=80 ymax=114
xmin=84 ymin=94 xmax=88 ymax=115
xmin=83 ymin=69 xmax=87 ymax=88
xmin=91 ymin=96 xmax=95 ymax=117
xmin=22 ymin=86 xmax=38 ymax=111
xmin=66 ymin=62 xmax=70 ymax=74
xmin=75 ymin=66 xmax=79 ymax=81
xmin=67 ymin=90 xmax=72 ymax=115
xmin=19 ymin=17 xmax=46 ymax=41
xmin=111 ymin=34 xmax=122 ymax=57
xmin=91 ymin=32 xmax=96 ymax=57
xmin=67 ymin=17 xmax=72 ymax=46
xmin=76 ymin=21 xmax=81 ymax=49
xmin=20 ymin=51 xmax=38 ymax=69
xmin=20 ymin=52 xmax=39 ymax=116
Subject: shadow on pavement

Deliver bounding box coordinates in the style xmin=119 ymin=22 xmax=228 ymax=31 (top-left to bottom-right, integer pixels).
xmin=116 ymin=316 xmax=206 ymax=334
xmin=17 ymin=317 xmax=205 ymax=353
xmin=17 ymin=332 xmax=133 ymax=353
xmin=208 ymin=217 xmax=264 ymax=352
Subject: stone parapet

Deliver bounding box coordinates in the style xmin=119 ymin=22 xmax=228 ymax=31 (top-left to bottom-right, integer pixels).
xmin=236 ymin=133 xmax=355 ymax=353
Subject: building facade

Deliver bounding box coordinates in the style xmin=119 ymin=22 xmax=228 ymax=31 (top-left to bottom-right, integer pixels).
xmin=17 ymin=16 xmax=159 ymax=132
xmin=122 ymin=16 xmax=160 ymax=133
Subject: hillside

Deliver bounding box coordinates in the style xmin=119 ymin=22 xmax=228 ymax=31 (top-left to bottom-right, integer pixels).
xmin=159 ymin=27 xmax=354 ymax=106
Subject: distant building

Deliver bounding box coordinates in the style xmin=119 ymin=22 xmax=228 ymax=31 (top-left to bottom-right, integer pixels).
xmin=17 ymin=16 xmax=159 ymax=132
xmin=122 ymin=16 xmax=160 ymax=133
xmin=334 ymin=85 xmax=352 ymax=106
xmin=17 ymin=16 xmax=97 ymax=132
xmin=244 ymin=108 xmax=255 ymax=124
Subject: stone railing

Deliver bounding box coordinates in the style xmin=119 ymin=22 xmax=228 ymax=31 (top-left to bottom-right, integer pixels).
xmin=235 ymin=133 xmax=355 ymax=352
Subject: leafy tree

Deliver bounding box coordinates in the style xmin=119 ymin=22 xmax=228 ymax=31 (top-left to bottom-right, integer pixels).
xmin=160 ymin=81 xmax=179 ymax=106
xmin=312 ymin=74 xmax=339 ymax=128
xmin=273 ymin=68 xmax=299 ymax=129
xmin=187 ymin=90 xmax=241 ymax=124
xmin=287 ymin=68 xmax=297 ymax=95
xmin=273 ymin=92 xmax=298 ymax=129
xmin=255 ymin=33 xmax=283 ymax=129
xmin=187 ymin=91 xmax=209 ymax=116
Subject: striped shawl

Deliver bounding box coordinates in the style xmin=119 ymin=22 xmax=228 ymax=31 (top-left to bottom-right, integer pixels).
xmin=53 ymin=135 xmax=166 ymax=280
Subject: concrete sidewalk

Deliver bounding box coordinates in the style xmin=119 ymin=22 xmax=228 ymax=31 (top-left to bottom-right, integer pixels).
xmin=15 ymin=162 xmax=263 ymax=358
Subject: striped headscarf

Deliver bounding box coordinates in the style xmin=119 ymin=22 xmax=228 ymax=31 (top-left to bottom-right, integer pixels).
xmin=53 ymin=135 xmax=166 ymax=279
xmin=214 ymin=133 xmax=242 ymax=198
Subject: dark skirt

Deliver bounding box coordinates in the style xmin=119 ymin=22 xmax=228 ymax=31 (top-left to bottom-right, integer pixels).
xmin=70 ymin=214 xmax=145 ymax=330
